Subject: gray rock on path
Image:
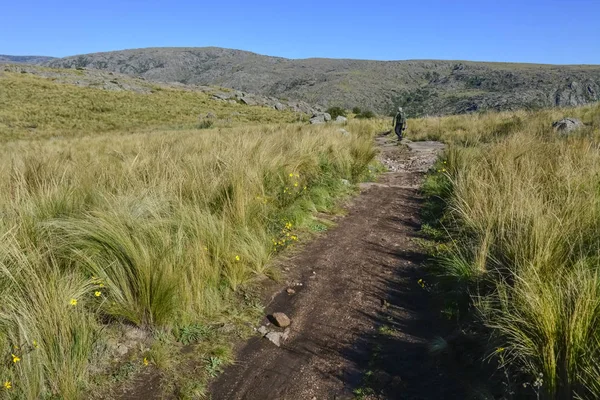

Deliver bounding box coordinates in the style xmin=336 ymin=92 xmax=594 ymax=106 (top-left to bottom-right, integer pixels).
xmin=552 ymin=117 xmax=583 ymax=134
xmin=270 ymin=312 xmax=291 ymax=327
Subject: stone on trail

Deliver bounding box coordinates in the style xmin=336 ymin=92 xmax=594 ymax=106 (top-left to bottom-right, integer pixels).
xmin=286 ymin=288 xmax=296 ymax=295
xmin=257 ymin=326 xmax=269 ymax=336
xmin=270 ymin=312 xmax=291 ymax=328
xmin=265 ymin=332 xmax=282 ymax=347
xmin=552 ymin=118 xmax=583 ymax=134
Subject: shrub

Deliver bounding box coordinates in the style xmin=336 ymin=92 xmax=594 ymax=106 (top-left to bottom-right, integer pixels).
xmin=326 ymin=106 xmax=346 ymax=120
xmin=352 ymin=107 xmax=362 ymax=115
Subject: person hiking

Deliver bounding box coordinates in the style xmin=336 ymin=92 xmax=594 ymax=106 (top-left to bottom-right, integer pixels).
xmin=392 ymin=107 xmax=407 ymax=141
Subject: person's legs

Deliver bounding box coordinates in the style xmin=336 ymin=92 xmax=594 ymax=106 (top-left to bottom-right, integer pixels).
xmin=395 ymin=124 xmax=403 ymax=141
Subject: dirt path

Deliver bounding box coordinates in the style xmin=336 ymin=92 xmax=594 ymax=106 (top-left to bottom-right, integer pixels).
xmin=210 ymin=136 xmax=465 ymax=400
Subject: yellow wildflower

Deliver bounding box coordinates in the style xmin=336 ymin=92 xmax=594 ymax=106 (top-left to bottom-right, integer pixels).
xmin=289 ymin=173 xmax=294 ymax=177
xmin=496 ymin=347 xmax=505 ymax=353
xmin=70 ymin=298 xmax=77 ymax=306
xmin=33 ymin=340 xmax=38 ymax=348
xmin=95 ymin=291 xmax=102 ymax=297
xmin=99 ymin=283 xmax=105 ymax=288
xmin=294 ymin=183 xmax=298 ymax=187
xmin=11 ymin=354 xmax=20 ymax=363
xmin=235 ymin=255 xmax=240 ymax=261
xmin=4 ymin=381 xmax=11 ymax=390
xmin=143 ymin=357 xmax=149 ymax=366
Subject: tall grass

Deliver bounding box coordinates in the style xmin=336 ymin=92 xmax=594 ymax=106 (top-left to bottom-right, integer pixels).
xmin=419 ymin=103 xmax=600 ymax=398
xmin=0 ymin=121 xmax=377 ymax=398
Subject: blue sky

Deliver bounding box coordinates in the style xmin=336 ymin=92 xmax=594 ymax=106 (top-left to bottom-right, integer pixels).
xmin=1 ymin=0 xmax=599 ymax=64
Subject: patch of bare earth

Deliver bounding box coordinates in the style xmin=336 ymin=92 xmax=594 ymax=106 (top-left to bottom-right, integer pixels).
xmin=210 ymin=135 xmax=469 ymax=399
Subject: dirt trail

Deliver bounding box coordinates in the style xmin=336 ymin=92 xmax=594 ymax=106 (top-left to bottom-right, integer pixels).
xmin=210 ymin=136 xmax=465 ymax=400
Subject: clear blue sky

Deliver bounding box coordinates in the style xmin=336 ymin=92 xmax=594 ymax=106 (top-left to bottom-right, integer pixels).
xmin=2 ymin=0 xmax=599 ymax=64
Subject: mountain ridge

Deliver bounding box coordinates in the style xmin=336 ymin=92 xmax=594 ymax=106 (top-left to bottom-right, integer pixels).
xmin=24 ymin=47 xmax=600 ymax=115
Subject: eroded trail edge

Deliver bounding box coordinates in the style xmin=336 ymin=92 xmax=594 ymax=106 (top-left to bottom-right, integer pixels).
xmin=210 ymin=137 xmax=463 ymax=399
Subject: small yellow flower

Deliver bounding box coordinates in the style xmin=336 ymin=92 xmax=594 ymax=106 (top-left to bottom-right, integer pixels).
xmin=33 ymin=340 xmax=38 ymax=348
xmin=235 ymin=255 xmax=240 ymax=261
xmin=95 ymin=291 xmax=102 ymax=297
xmin=99 ymin=283 xmax=105 ymax=288
xmin=69 ymin=298 xmax=77 ymax=306
xmin=11 ymin=354 xmax=20 ymax=363
xmin=294 ymin=183 xmax=298 ymax=187
xmin=143 ymin=357 xmax=149 ymax=366
xmin=442 ymin=168 xmax=446 ymax=172
xmin=4 ymin=380 xmax=11 ymax=390
xmin=496 ymin=347 xmax=505 ymax=353
xmin=289 ymin=173 xmax=294 ymax=177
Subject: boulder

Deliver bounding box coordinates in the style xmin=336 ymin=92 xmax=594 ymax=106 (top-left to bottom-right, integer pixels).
xmin=275 ymin=102 xmax=286 ymax=111
xmin=269 ymin=312 xmax=291 ymax=328
xmin=309 ymin=112 xmax=332 ymax=125
xmin=240 ymin=96 xmax=258 ymax=106
xmin=335 ymin=116 xmax=347 ymax=123
xmin=552 ymin=118 xmax=583 ymax=134
xmin=310 ymin=114 xmax=326 ymax=124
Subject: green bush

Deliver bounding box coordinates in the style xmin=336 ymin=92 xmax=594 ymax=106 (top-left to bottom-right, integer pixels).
xmin=352 ymin=107 xmax=362 ymax=115
xmin=326 ymin=106 xmax=346 ymax=120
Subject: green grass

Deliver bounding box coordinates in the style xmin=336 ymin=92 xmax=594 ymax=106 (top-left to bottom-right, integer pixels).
xmin=417 ymin=102 xmax=600 ymax=399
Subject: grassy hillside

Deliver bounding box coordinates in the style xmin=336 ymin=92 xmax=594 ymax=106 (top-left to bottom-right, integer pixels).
xmin=0 ymin=55 xmax=55 ymax=64
xmin=413 ymin=103 xmax=600 ymax=398
xmin=46 ymin=47 xmax=600 ymax=116
xmin=0 ymin=71 xmax=382 ymax=398
xmin=0 ymin=66 xmax=302 ymax=141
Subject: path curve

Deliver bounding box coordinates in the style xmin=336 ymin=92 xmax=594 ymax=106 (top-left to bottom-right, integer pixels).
xmin=210 ymin=136 xmax=465 ymax=399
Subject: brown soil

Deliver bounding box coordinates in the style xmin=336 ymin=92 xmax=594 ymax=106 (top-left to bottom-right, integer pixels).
xmin=209 ymin=136 xmax=469 ymax=399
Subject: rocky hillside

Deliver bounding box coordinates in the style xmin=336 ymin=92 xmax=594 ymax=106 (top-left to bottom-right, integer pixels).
xmin=0 ymin=54 xmax=56 ymax=64
xmin=45 ymin=47 xmax=600 ymax=116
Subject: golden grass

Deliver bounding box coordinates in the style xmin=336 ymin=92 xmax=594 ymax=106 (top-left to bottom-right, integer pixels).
xmin=0 ymin=71 xmax=380 ymax=398
xmin=418 ymin=102 xmax=600 ymax=398
xmin=0 ymin=71 xmax=301 ymax=141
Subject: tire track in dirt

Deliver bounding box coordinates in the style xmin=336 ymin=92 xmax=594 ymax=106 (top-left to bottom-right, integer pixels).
xmin=210 ymin=136 xmax=465 ymax=399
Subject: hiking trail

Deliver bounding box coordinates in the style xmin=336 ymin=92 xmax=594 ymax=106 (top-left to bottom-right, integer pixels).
xmin=210 ymin=135 xmax=467 ymax=399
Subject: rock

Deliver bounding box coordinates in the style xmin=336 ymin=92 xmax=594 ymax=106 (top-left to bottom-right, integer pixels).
xmin=274 ymin=102 xmax=286 ymax=111
xmin=338 ymin=128 xmax=350 ymax=136
xmin=257 ymin=326 xmax=269 ymax=336
xmin=227 ymin=99 xmax=237 ymax=105
xmin=270 ymin=312 xmax=291 ymax=328
xmin=335 ymin=116 xmax=347 ymax=123
xmin=552 ymin=118 xmax=583 ymax=134
xmin=116 ymin=344 xmax=129 ymax=356
xmin=286 ymin=288 xmax=296 ymax=295
xmin=124 ymin=327 xmax=147 ymax=341
xmin=265 ymin=332 xmax=282 ymax=347
xmin=240 ymin=96 xmax=258 ymax=106
xmin=282 ymin=327 xmax=291 ymax=341
xmin=310 ymin=114 xmax=326 ymax=124
xmin=309 ymin=112 xmax=332 ymax=124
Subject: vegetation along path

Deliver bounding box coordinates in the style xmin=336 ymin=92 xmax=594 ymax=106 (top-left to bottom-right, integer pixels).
xmin=210 ymin=136 xmax=465 ymax=399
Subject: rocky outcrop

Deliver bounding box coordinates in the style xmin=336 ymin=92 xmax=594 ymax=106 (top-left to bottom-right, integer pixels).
xmin=552 ymin=118 xmax=584 ymax=134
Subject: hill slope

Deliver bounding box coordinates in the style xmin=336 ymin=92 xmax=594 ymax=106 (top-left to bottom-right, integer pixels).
xmin=0 ymin=63 xmax=310 ymax=140
xmin=0 ymin=54 xmax=56 ymax=64
xmin=46 ymin=47 xmax=600 ymax=116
